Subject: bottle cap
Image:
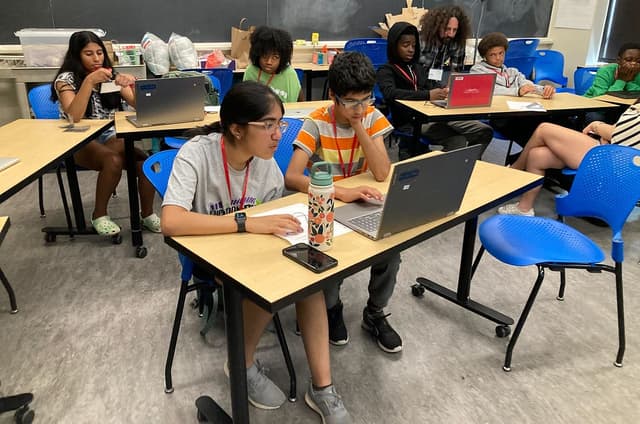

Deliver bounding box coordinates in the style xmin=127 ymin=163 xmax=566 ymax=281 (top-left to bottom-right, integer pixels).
xmin=310 ymin=161 xmax=333 ymax=186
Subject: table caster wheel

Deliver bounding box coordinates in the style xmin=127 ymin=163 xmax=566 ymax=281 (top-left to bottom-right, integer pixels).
xmin=411 ymin=283 xmax=425 ymax=297
xmin=44 ymin=233 xmax=56 ymax=243
xmin=15 ymin=406 xmax=34 ymax=424
xmin=136 ymin=246 xmax=148 ymax=258
xmin=111 ymin=233 xmax=123 ymax=244
xmin=495 ymin=325 xmax=511 ymax=338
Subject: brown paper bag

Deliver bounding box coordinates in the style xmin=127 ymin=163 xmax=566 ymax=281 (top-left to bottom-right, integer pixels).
xmin=230 ymin=18 xmax=254 ymax=69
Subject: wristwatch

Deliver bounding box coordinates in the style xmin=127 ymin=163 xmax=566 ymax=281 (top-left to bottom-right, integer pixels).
xmin=234 ymin=212 xmax=247 ymax=233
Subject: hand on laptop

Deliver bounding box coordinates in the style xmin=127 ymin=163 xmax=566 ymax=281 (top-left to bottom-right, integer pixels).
xmin=336 ymin=186 xmax=383 ymax=203
xmin=429 ymin=87 xmax=448 ymax=100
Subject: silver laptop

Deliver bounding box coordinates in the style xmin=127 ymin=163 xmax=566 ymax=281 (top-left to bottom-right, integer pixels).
xmin=126 ymin=76 xmax=206 ymax=127
xmin=334 ymin=145 xmax=482 ymax=240
xmin=0 ymin=157 xmax=20 ymax=172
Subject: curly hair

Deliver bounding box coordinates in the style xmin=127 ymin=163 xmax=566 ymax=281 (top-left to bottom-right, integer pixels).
xmin=477 ymin=32 xmax=509 ymax=58
xmin=618 ymin=42 xmax=640 ymax=58
xmin=249 ymin=26 xmax=293 ymax=74
xmin=328 ymin=51 xmax=375 ymax=97
xmin=419 ymin=5 xmax=471 ymax=48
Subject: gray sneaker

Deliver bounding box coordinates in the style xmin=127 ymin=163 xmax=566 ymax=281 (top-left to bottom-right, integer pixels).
xmin=305 ymin=381 xmax=353 ymax=424
xmin=224 ymin=360 xmax=286 ymax=410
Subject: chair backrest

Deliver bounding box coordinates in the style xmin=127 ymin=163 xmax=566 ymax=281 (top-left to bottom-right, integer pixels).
xmin=142 ymin=149 xmax=178 ymax=198
xmin=344 ymin=38 xmax=388 ymax=68
xmin=573 ymin=67 xmax=599 ymax=96
xmin=504 ymin=56 xmax=537 ymax=80
xmin=505 ymin=39 xmax=540 ymax=59
xmin=555 ymin=145 xmax=640 ymax=261
xmin=201 ymin=68 xmax=234 ymax=103
xmin=533 ymin=50 xmax=568 ymax=86
xmin=273 ymin=117 xmax=304 ymax=175
xmin=294 ymin=68 xmax=304 ymax=85
xmin=28 ymin=84 xmax=60 ymax=119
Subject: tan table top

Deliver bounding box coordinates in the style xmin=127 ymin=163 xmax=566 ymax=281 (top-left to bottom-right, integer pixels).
xmin=0 ymin=119 xmax=110 ymax=202
xmin=398 ymin=92 xmax=618 ymax=119
xmin=593 ymin=94 xmax=638 ymax=106
xmin=234 ymin=62 xmax=330 ymax=74
xmin=167 ymin=158 xmax=542 ymax=310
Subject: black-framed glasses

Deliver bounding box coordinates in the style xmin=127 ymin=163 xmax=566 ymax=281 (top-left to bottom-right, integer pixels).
xmin=247 ymin=119 xmax=289 ymax=133
xmin=335 ymin=94 xmax=375 ymax=110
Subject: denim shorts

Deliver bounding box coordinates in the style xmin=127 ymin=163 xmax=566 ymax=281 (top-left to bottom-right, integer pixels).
xmin=97 ymin=126 xmax=117 ymax=144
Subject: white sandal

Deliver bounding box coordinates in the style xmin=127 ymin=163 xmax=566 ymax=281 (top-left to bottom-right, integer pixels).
xmin=91 ymin=215 xmax=121 ymax=236
xmin=141 ymin=213 xmax=161 ymax=233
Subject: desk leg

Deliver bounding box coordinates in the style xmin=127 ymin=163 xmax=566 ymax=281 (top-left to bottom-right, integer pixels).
xmin=124 ymin=136 xmax=146 ymax=258
xmin=414 ymin=217 xmax=514 ymax=327
xmin=195 ymin=283 xmax=247 ymax=423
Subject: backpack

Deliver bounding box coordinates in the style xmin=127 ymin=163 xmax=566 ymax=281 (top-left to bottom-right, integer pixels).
xmin=162 ymin=70 xmax=220 ymax=106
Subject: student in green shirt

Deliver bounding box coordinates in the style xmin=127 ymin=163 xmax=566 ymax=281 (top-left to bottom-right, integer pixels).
xmin=243 ymin=26 xmax=302 ymax=103
xmin=584 ymin=43 xmax=640 ymax=98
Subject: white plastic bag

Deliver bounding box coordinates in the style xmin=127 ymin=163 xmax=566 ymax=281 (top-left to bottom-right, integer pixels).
xmin=140 ymin=32 xmax=170 ymax=75
xmin=168 ymin=32 xmax=198 ymax=69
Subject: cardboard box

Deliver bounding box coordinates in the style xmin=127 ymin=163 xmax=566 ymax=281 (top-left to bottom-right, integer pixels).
xmin=15 ymin=28 xmax=106 ymax=67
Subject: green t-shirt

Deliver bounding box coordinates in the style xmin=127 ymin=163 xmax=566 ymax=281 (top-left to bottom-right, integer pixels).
xmin=584 ymin=63 xmax=640 ymax=97
xmin=243 ymin=64 xmax=301 ymax=103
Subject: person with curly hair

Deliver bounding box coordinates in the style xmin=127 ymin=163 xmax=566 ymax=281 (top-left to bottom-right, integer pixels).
xmin=419 ymin=5 xmax=471 ymax=75
xmin=243 ymin=26 xmax=302 ymax=102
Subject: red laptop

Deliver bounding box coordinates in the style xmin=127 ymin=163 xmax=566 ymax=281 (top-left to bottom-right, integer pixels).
xmin=431 ymin=73 xmax=496 ymax=109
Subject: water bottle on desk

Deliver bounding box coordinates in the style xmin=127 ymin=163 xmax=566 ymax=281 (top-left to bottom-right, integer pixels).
xmin=308 ymin=161 xmax=334 ymax=251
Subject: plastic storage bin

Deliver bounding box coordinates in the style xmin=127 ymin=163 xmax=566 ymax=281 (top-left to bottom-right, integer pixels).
xmin=15 ymin=28 xmax=106 ymax=67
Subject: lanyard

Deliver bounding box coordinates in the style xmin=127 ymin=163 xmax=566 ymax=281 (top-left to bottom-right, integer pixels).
xmin=488 ymin=66 xmax=511 ymax=88
xmin=330 ymin=107 xmax=358 ymax=178
xmin=394 ymin=64 xmax=417 ymax=91
xmin=257 ymin=69 xmax=275 ymax=87
xmin=220 ymin=137 xmax=250 ymax=210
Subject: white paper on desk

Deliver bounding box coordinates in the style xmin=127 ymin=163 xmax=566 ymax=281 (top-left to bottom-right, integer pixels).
xmin=506 ymin=101 xmax=546 ymax=112
xmin=204 ymin=105 xmax=221 ymax=113
xmin=100 ymin=81 xmax=121 ymax=94
xmin=253 ymin=202 xmax=351 ymax=245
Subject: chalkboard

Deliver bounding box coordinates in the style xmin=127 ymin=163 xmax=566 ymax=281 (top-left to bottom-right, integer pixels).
xmin=1 ymin=0 xmax=552 ymax=44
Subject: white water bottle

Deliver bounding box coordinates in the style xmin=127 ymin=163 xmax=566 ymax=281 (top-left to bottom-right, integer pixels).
xmin=308 ymin=162 xmax=335 ymax=251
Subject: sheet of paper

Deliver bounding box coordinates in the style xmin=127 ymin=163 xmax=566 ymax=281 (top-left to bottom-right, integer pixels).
xmin=506 ymin=101 xmax=547 ymax=112
xmin=204 ymin=105 xmax=221 ymax=113
xmin=283 ymin=107 xmax=315 ymax=119
xmin=100 ymin=81 xmax=121 ymax=94
xmin=253 ymin=202 xmax=351 ymax=245
xmin=554 ymin=0 xmax=597 ymax=30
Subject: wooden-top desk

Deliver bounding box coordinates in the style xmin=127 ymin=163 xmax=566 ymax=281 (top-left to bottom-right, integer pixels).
xmin=165 ymin=159 xmax=542 ymax=422
xmin=0 ymin=118 xmax=111 ymax=204
xmin=233 ymin=62 xmax=330 ymax=100
xmin=594 ymin=94 xmax=638 ymax=106
xmin=397 ymin=93 xmax=618 ymax=123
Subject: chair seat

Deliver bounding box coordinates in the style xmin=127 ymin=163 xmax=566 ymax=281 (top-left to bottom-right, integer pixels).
xmin=479 ymin=215 xmax=605 ymax=266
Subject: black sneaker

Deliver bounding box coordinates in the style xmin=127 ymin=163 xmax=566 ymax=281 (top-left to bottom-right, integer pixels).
xmin=361 ymin=308 xmax=402 ymax=353
xmin=327 ymin=302 xmax=349 ymax=345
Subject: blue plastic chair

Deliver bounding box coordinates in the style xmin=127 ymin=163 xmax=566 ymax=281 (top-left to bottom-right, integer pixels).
xmin=200 ymin=68 xmax=233 ymax=102
xmin=294 ymin=68 xmax=304 ymax=84
xmin=505 ymin=39 xmax=540 ymax=60
xmin=504 ymin=56 xmax=537 ymax=80
xmin=142 ymin=150 xmax=297 ymax=398
xmin=273 ymin=117 xmax=304 ymax=175
xmin=476 ymin=144 xmax=640 ymax=372
xmin=533 ymin=50 xmax=568 ymax=87
xmin=574 ymin=67 xmax=599 ymax=96
xmin=344 ymin=38 xmax=388 ymax=68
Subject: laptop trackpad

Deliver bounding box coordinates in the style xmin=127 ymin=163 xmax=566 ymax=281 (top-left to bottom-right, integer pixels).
xmin=334 ymin=202 xmax=382 ymax=222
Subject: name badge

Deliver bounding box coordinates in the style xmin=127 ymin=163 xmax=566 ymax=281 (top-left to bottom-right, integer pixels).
xmin=428 ymin=68 xmax=444 ymax=82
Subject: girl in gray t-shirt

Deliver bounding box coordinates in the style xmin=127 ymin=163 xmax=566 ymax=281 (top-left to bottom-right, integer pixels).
xmin=161 ymin=82 xmax=353 ymax=421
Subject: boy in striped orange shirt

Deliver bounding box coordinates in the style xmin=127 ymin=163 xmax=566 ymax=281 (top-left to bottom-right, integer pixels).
xmin=285 ymin=51 xmax=403 ymax=355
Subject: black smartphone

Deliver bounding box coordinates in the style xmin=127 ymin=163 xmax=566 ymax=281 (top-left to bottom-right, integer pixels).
xmin=282 ymin=243 xmax=338 ymax=273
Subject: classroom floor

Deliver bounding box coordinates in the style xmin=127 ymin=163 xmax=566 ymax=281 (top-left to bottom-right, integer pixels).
xmin=1 ymin=139 xmax=639 ymax=423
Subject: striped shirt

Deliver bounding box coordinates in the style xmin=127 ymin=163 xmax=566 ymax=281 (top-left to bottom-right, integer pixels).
xmin=612 ymin=104 xmax=640 ymax=147
xmin=293 ymin=104 xmax=393 ymax=181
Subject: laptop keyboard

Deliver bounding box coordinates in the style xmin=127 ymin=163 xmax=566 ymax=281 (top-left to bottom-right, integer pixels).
xmin=349 ymin=211 xmax=382 ymax=233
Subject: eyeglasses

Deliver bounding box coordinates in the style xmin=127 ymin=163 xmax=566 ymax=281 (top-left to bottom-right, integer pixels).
xmin=335 ymin=94 xmax=375 ymax=110
xmin=247 ymin=119 xmax=289 ymax=133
